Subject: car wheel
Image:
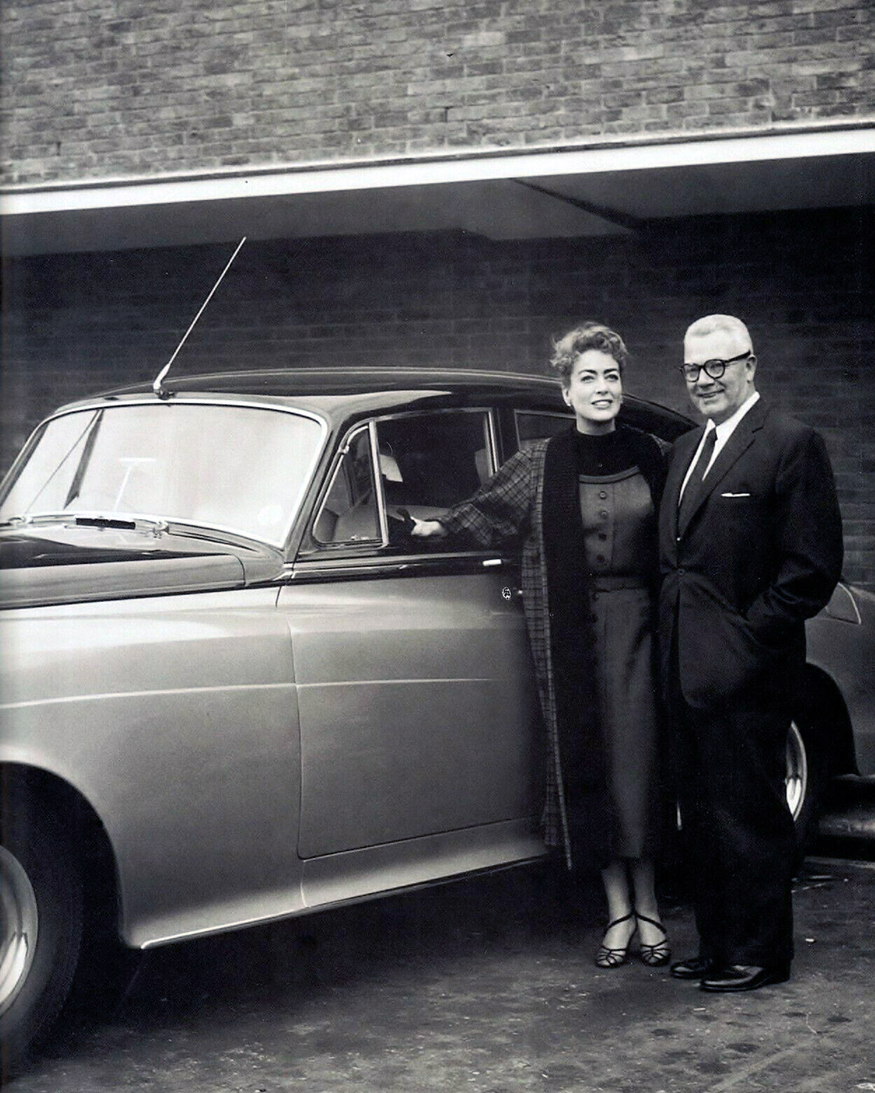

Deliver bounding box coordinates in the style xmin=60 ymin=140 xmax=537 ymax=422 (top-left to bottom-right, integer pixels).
xmin=785 ymin=714 xmax=828 ymax=865
xmin=0 ymin=794 xmax=84 ymax=1074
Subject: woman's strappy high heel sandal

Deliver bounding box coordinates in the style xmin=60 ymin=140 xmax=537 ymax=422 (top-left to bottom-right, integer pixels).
xmin=635 ymin=910 xmax=671 ymax=967
xmin=595 ymin=910 xmax=637 ymax=968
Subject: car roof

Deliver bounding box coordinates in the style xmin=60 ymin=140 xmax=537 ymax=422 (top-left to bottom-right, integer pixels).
xmin=64 ymin=367 xmax=693 ymax=436
xmin=102 ymin=367 xmax=564 ymax=399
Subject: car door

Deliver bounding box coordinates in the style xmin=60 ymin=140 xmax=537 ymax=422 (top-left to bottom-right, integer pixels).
xmin=276 ymin=407 xmax=541 ymax=862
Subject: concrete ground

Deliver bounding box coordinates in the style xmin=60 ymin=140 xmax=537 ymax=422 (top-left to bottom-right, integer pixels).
xmin=8 ymin=844 xmax=875 ymax=1093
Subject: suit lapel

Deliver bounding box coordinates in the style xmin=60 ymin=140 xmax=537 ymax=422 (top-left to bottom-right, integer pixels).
xmin=678 ymin=399 xmax=768 ymax=536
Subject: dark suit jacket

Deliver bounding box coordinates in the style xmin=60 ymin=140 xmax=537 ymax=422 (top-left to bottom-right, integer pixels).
xmin=658 ymin=398 xmax=843 ymax=710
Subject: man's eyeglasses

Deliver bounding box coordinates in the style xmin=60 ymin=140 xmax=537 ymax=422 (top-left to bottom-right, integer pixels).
xmin=678 ymin=351 xmax=752 ymax=382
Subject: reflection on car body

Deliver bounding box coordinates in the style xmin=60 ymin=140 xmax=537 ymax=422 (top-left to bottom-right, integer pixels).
xmin=0 ymin=368 xmax=872 ymax=1068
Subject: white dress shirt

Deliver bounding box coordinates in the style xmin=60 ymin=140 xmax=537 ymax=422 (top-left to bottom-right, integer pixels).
xmin=679 ymin=390 xmax=760 ymax=503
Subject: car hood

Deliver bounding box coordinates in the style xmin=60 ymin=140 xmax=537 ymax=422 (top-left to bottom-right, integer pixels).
xmin=0 ymin=524 xmax=284 ymax=608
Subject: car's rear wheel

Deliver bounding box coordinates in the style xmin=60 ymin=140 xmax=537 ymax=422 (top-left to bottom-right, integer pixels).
xmin=785 ymin=713 xmax=829 ymax=866
xmin=0 ymin=794 xmax=83 ymax=1076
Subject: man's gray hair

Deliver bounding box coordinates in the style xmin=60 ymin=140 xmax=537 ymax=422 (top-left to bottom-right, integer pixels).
xmin=685 ymin=314 xmax=753 ymax=349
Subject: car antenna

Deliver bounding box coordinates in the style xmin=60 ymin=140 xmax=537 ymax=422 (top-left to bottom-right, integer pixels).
xmin=152 ymin=236 xmax=247 ymax=400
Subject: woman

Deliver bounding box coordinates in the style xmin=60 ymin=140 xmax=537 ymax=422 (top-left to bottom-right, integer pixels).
xmin=412 ymin=322 xmax=670 ymax=969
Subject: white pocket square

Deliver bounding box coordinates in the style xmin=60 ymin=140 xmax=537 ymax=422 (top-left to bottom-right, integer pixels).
xmin=721 ymin=491 xmax=751 ymax=498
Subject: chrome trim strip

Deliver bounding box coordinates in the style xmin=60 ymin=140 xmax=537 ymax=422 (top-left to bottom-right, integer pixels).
xmin=288 ymin=554 xmax=506 ymax=583
xmin=835 ymin=581 xmax=862 ymax=625
xmin=309 ymin=421 xmax=381 ymax=549
xmin=370 ymin=418 xmax=389 ymax=544
xmin=296 ymin=677 xmax=494 ymax=689
xmin=485 ymin=409 xmax=499 ymax=477
xmin=22 ymin=395 xmax=328 ymax=425
xmin=0 ymin=681 xmax=296 ymax=712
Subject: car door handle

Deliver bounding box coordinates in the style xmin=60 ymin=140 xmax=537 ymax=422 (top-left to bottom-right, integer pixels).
xmin=501 ymin=586 xmax=523 ymax=602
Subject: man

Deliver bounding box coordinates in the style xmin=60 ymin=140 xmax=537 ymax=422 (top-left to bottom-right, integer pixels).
xmin=659 ymin=314 xmax=843 ymax=992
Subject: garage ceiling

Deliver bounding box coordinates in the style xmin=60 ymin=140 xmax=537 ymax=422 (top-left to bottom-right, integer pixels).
xmin=1 ymin=127 xmax=873 ymax=256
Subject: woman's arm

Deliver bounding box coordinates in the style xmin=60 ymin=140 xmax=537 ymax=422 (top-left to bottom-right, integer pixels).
xmin=410 ymin=446 xmax=537 ymax=549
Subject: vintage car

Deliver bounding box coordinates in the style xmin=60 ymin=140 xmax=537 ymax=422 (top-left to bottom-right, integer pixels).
xmin=0 ymin=368 xmax=872 ymax=1065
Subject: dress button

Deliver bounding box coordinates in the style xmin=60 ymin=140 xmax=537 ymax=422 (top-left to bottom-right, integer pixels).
xmin=678 ymin=568 xmax=685 ymax=575
xmin=599 ymin=510 xmax=608 ymax=519
xmin=598 ymin=532 xmax=607 ymax=541
xmin=599 ymin=491 xmax=608 ymax=499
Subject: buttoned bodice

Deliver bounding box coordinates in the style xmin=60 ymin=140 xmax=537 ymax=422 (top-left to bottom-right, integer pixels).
xmin=578 ymin=467 xmax=656 ymax=578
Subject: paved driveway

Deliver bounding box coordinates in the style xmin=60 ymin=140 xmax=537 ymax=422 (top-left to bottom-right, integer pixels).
xmin=9 ymin=853 xmax=875 ymax=1093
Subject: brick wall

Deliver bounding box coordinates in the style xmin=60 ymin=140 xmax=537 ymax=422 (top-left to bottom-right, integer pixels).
xmin=2 ymin=0 xmax=873 ymax=186
xmin=2 ymin=205 xmax=873 ymax=586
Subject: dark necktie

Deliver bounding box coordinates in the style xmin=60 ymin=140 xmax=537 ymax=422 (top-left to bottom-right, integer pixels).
xmin=678 ymin=427 xmax=717 ymax=527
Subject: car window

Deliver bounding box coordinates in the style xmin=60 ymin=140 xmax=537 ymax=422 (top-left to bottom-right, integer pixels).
xmin=0 ymin=403 xmax=324 ymax=547
xmin=374 ymin=410 xmax=493 ymax=524
xmin=515 ymin=410 xmax=573 ymax=449
xmin=309 ymin=410 xmax=495 ymax=552
xmin=312 ymin=425 xmax=380 ymax=545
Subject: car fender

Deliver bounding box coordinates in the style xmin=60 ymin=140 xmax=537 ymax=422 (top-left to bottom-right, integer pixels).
xmin=805 ymin=583 xmax=875 ymax=776
xmin=0 ymin=588 xmax=306 ymax=948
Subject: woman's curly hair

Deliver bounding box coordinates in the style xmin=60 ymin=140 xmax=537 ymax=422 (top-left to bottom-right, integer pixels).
xmin=549 ymin=322 xmax=629 ymax=383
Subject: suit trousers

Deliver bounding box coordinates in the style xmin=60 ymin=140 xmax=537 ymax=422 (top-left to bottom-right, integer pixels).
xmin=669 ymin=663 xmax=796 ymax=968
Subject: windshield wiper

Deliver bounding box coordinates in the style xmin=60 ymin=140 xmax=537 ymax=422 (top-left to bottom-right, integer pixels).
xmin=14 ymin=411 xmax=100 ymax=517
xmin=64 ymin=410 xmax=104 ymax=507
xmin=0 ymin=512 xmax=168 ymax=535
xmin=74 ymin=515 xmax=137 ymax=530
xmin=73 ymin=515 xmax=169 ymax=534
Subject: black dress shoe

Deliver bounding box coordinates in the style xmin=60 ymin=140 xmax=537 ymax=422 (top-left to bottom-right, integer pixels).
xmin=700 ymin=964 xmax=790 ymax=992
xmin=670 ymin=956 xmax=715 ymax=980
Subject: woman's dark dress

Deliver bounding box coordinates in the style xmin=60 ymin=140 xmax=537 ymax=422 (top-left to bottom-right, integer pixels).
xmin=438 ymin=423 xmax=665 ymax=867
xmin=575 ymin=430 xmax=659 ymax=859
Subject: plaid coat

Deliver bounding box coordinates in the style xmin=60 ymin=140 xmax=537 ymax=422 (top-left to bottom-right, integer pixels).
xmin=440 ymin=425 xmax=668 ymax=871
xmin=440 ymin=437 xmax=572 ymax=865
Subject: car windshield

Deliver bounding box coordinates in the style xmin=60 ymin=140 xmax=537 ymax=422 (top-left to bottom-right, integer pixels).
xmin=0 ymin=401 xmax=324 ymax=547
